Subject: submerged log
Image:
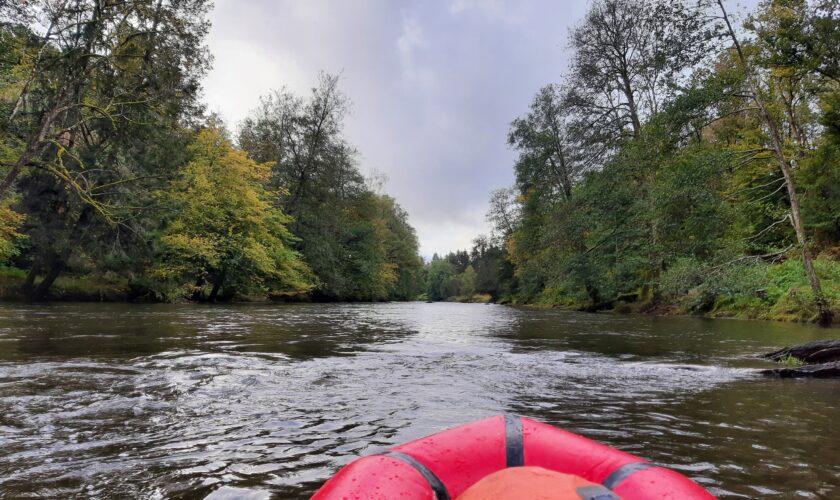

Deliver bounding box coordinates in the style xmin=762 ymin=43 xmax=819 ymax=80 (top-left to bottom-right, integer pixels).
xmin=763 ymin=339 xmax=840 ymax=364
xmin=761 ymin=361 xmax=840 ymax=378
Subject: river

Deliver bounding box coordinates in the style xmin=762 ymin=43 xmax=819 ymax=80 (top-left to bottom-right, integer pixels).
xmin=0 ymin=302 xmax=837 ymax=498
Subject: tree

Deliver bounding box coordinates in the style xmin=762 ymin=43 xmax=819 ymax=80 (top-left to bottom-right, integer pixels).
xmin=460 ymin=265 xmax=477 ymax=297
xmin=239 ymin=74 xmax=422 ymax=301
xmin=425 ymin=259 xmax=455 ymax=301
xmin=470 ymin=235 xmax=515 ymax=299
xmin=154 ymin=126 xmax=312 ymax=301
xmin=716 ymin=0 xmax=832 ymax=324
xmin=486 ymin=188 xmax=520 ymax=242
xmin=377 ymin=195 xmax=424 ymax=300
xmin=1 ymin=0 xmax=210 ymax=299
xmin=0 ymin=0 xmax=210 ymax=201
xmin=568 ymin=0 xmax=715 ymax=139
xmin=239 ymin=74 xmax=363 ymax=299
xmin=508 ymin=85 xmax=600 ymax=201
xmin=446 ymin=250 xmax=470 ymax=274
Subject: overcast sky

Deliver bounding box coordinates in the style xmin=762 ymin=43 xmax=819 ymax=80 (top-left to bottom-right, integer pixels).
xmin=202 ymin=0 xmax=754 ymax=259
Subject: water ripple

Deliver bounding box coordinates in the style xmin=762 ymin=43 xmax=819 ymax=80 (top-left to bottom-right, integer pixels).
xmin=0 ymin=302 xmax=837 ymax=498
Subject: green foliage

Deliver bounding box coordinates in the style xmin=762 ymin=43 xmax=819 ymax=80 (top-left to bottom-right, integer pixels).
xmin=332 ymin=192 xmax=422 ymax=301
xmin=659 ymin=258 xmax=708 ymax=302
xmin=460 ymin=265 xmax=477 ymax=298
xmin=766 ymin=258 xmax=840 ymax=322
xmin=425 ymin=258 xmax=456 ymax=301
xmin=779 ymin=354 xmax=805 ymax=367
xmin=0 ymin=10 xmax=423 ymax=304
xmin=0 ymin=1 xmax=212 ymax=300
xmin=798 ymin=100 xmax=840 ymax=245
xmin=657 ymin=256 xmax=840 ymax=322
xmin=490 ymin=0 xmax=840 ymax=323
xmin=153 ymin=126 xmax=313 ymax=301
xmin=0 ymin=204 xmax=24 ymax=263
xmin=238 ymin=75 xmax=423 ymax=301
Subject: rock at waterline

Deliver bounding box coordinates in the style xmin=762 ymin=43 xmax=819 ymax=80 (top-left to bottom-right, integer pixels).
xmin=762 ymin=339 xmax=840 ymax=378
xmin=763 ymin=339 xmax=840 ymax=364
xmin=761 ymin=361 xmax=840 ymax=378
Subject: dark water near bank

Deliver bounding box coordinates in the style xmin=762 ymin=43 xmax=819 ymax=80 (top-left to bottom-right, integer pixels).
xmin=0 ymin=303 xmax=838 ymax=499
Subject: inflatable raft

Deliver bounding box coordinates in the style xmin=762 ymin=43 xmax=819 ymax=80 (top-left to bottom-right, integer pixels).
xmin=313 ymin=415 xmax=714 ymax=499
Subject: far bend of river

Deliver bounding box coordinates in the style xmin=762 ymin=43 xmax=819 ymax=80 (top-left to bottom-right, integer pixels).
xmin=0 ymin=303 xmax=839 ymax=499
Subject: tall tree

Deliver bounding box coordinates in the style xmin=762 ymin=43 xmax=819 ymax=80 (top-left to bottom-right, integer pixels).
xmin=568 ymin=0 xmax=715 ymax=139
xmin=239 ymin=74 xmax=422 ymax=301
xmin=239 ymin=74 xmax=365 ymax=299
xmin=0 ymin=0 xmax=210 ymax=200
xmin=1 ymin=0 xmax=210 ymax=299
xmin=486 ymin=187 xmax=520 ymax=242
xmin=508 ymin=84 xmax=615 ymax=208
xmin=716 ymin=0 xmax=832 ymax=324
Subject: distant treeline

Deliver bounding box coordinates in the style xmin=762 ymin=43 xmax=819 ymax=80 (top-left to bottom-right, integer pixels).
xmin=432 ymin=0 xmax=840 ymax=324
xmin=0 ymin=2 xmax=422 ymax=302
xmin=422 ymin=241 xmax=514 ymax=302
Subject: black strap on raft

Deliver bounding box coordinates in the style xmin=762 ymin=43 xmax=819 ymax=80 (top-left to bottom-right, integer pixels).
xmin=602 ymin=461 xmax=656 ymax=490
xmin=504 ymin=414 xmax=525 ymax=467
xmin=379 ymin=451 xmax=451 ymax=500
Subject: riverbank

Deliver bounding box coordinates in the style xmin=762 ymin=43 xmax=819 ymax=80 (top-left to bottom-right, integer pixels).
xmin=520 ymin=257 xmax=840 ymax=326
xmin=3 ymin=256 xmax=838 ymax=327
xmin=0 ymin=267 xmax=131 ymax=302
xmin=0 ymin=267 xmax=305 ymax=303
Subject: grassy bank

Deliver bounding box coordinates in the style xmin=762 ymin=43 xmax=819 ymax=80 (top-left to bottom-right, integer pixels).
xmin=524 ymin=256 xmax=840 ymax=325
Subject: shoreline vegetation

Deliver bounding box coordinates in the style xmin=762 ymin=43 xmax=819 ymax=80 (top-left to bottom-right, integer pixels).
xmin=421 ymin=0 xmax=840 ymax=327
xmin=0 ymin=3 xmax=423 ymax=306
xmin=1 ymin=1 xmax=838 ymax=328
xmin=1 ymin=261 xmax=836 ymax=327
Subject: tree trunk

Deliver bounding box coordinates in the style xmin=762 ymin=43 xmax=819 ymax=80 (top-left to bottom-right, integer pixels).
xmin=26 ymin=203 xmax=94 ymax=301
xmin=208 ymin=278 xmax=223 ymax=303
xmin=0 ymin=94 xmax=66 ymax=199
xmin=782 ymin=85 xmax=808 ymax=149
xmin=619 ymin=71 xmax=642 ymax=138
xmin=191 ymin=277 xmax=206 ymax=302
xmin=29 ymin=258 xmax=64 ymax=301
xmin=717 ymin=0 xmax=832 ymax=325
xmin=22 ymin=264 xmax=40 ymax=295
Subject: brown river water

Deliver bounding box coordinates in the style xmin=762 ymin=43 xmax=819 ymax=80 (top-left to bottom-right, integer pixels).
xmin=0 ymin=302 xmax=838 ymax=499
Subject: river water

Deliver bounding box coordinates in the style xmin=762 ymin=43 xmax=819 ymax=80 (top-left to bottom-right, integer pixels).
xmin=0 ymin=302 xmax=838 ymax=499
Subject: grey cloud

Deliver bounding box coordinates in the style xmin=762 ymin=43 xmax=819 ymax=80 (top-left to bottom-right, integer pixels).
xmin=204 ymin=0 xmax=590 ymax=257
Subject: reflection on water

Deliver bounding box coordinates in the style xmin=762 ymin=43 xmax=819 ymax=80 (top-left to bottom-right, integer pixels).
xmin=0 ymin=302 xmax=837 ymax=498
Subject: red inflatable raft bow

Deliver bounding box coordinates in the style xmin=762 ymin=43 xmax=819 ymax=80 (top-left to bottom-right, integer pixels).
xmin=313 ymin=415 xmax=714 ymax=500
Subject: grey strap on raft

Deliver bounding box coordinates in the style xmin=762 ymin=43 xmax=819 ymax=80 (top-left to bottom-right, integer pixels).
xmin=602 ymin=461 xmax=656 ymax=490
xmin=576 ymin=485 xmax=622 ymax=500
xmin=504 ymin=414 xmax=525 ymax=467
xmin=380 ymin=450 xmax=451 ymax=500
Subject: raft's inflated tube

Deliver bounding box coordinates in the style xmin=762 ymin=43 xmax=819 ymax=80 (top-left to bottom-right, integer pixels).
xmin=312 ymin=415 xmax=715 ymax=500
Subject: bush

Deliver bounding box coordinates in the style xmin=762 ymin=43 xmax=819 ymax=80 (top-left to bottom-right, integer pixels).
xmin=659 ymin=258 xmax=707 ymax=301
